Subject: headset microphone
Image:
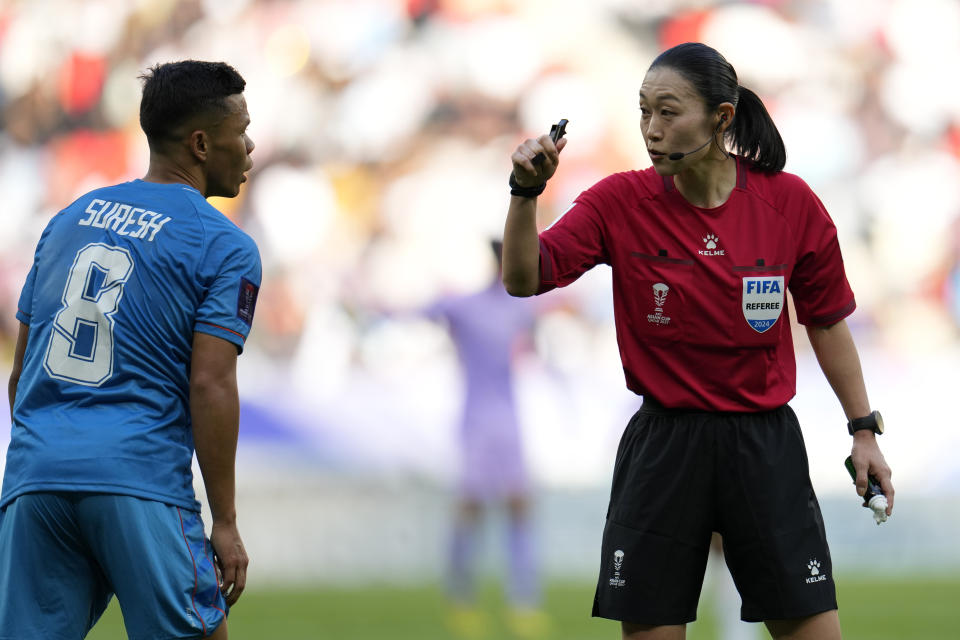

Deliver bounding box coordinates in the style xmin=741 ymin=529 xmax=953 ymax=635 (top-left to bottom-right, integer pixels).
xmin=667 ymin=137 xmax=713 ymax=161
xmin=667 ymin=116 xmax=727 ymax=161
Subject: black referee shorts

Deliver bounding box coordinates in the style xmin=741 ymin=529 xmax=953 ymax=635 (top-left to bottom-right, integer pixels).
xmin=592 ymin=398 xmax=837 ymax=625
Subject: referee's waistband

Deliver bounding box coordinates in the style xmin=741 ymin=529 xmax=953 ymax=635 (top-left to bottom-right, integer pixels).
xmin=639 ymin=395 xmax=703 ymax=415
xmin=639 ymin=395 xmax=787 ymax=417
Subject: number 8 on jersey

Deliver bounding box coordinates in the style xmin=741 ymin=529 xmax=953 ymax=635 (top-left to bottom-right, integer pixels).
xmin=44 ymin=243 xmax=134 ymax=386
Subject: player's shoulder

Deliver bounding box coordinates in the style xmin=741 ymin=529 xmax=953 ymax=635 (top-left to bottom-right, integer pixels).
xmin=205 ymin=210 xmax=258 ymax=252
xmin=174 ymin=189 xmax=257 ymax=245
xmin=202 ymin=213 xmax=260 ymax=270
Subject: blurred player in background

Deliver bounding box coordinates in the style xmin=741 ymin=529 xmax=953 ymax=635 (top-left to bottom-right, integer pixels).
xmin=501 ymin=42 xmax=893 ymax=640
xmin=945 ymin=215 xmax=960 ymax=330
xmin=0 ymin=60 xmax=259 ymax=639
xmin=427 ymin=240 xmax=548 ymax=639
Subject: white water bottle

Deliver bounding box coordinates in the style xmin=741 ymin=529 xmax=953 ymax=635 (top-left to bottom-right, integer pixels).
xmin=844 ymin=455 xmax=888 ymax=525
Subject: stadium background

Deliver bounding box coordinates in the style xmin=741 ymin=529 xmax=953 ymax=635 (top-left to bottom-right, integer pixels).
xmin=0 ymin=0 xmax=958 ymax=637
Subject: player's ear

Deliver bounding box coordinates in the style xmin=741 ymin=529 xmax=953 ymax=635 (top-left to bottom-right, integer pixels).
xmin=188 ymin=130 xmax=208 ymax=162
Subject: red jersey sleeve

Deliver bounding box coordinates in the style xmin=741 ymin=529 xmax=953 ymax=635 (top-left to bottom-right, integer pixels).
xmin=787 ymin=177 xmax=856 ymax=326
xmin=537 ymin=184 xmax=612 ymax=295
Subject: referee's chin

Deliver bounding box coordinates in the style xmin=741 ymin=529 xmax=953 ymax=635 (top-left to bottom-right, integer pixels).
xmin=648 ymin=156 xmax=681 ymax=177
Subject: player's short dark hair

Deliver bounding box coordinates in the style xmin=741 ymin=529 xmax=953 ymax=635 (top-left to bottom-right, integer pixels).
xmin=139 ymin=60 xmax=246 ymax=147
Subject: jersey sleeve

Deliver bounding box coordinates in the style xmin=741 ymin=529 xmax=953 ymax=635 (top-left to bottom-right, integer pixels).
xmin=788 ymin=185 xmax=856 ymax=326
xmin=194 ymin=230 xmax=262 ymax=353
xmin=16 ymin=263 xmax=37 ymax=325
xmin=16 ymin=214 xmax=60 ymax=324
xmin=537 ymin=191 xmax=610 ymax=295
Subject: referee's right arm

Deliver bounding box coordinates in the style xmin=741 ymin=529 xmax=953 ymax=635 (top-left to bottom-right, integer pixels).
xmin=502 ymin=133 xmax=565 ymax=297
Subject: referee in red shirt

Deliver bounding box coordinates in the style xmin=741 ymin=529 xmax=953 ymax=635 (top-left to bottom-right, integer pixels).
xmin=501 ymin=42 xmax=893 ymax=640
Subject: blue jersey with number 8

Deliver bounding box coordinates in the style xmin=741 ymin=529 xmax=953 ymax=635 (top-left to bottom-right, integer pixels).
xmin=2 ymin=180 xmax=261 ymax=511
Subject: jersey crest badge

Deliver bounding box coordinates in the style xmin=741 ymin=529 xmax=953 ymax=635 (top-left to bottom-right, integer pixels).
xmin=237 ymin=277 xmax=259 ymax=326
xmin=741 ymin=276 xmax=784 ymax=333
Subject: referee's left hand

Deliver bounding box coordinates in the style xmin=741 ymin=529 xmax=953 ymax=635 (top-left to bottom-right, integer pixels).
xmin=850 ymin=432 xmax=894 ymax=516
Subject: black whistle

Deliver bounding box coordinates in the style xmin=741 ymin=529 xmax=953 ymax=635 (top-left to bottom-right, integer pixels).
xmin=532 ymin=119 xmax=568 ymax=166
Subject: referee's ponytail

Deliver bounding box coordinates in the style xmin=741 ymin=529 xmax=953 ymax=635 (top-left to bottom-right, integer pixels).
xmin=649 ymin=43 xmax=786 ymax=174
xmin=730 ymin=85 xmax=786 ymax=173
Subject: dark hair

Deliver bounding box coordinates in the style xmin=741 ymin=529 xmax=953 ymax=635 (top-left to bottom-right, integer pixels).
xmin=649 ymin=42 xmax=786 ymax=173
xmin=139 ymin=60 xmax=246 ymax=146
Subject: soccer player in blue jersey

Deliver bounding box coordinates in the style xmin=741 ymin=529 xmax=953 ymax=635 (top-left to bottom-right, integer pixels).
xmin=0 ymin=60 xmax=260 ymax=639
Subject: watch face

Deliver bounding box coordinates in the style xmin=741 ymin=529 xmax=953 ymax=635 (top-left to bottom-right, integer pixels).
xmin=874 ymin=410 xmax=884 ymax=434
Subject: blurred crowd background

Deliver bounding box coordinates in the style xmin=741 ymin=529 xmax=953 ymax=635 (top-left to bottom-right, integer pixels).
xmin=1 ymin=0 xmax=959 ymax=586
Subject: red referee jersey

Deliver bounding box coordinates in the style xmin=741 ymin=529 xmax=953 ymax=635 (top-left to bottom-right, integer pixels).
xmin=537 ymin=156 xmax=855 ymax=411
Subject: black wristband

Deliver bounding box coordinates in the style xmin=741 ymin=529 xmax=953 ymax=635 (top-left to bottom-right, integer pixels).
xmin=509 ymin=172 xmax=546 ymax=198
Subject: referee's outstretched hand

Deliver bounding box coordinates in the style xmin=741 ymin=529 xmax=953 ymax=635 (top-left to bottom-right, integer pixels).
xmin=850 ymin=434 xmax=894 ymax=516
xmin=211 ymin=520 xmax=249 ymax=606
xmin=511 ymin=133 xmax=567 ymax=188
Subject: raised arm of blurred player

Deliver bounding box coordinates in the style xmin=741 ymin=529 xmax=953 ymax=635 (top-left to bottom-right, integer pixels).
xmin=806 ymin=319 xmax=894 ymax=515
xmin=7 ymin=323 xmax=28 ymax=423
xmin=190 ymin=332 xmax=248 ymax=606
xmin=502 ymin=133 xmax=567 ymax=297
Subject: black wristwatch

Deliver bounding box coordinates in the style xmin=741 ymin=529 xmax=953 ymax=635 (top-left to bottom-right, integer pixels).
xmin=847 ymin=410 xmax=884 ymax=435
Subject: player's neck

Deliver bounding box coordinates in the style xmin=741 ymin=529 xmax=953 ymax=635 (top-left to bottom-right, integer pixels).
xmin=143 ymin=153 xmax=206 ymax=195
xmin=673 ymin=154 xmax=736 ymax=209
